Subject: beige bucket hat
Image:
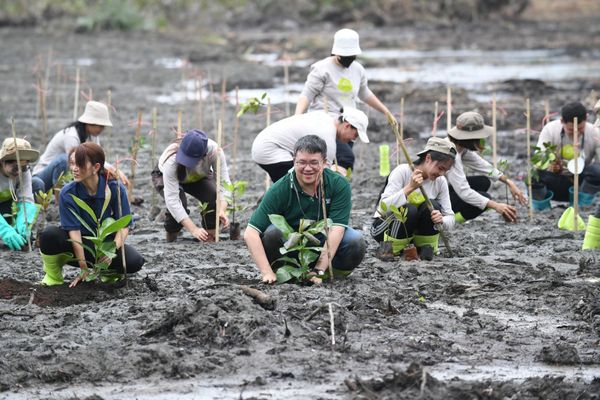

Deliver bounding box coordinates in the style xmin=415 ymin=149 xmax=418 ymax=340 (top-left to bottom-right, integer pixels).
xmin=417 ymin=137 xmax=457 ymax=157
xmin=0 ymin=138 xmax=39 ymax=163
xmin=78 ymin=101 xmax=113 ymax=127
xmin=447 ymin=111 xmax=493 ymax=140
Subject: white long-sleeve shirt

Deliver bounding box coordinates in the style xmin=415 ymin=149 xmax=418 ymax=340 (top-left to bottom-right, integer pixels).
xmin=537 ymin=119 xmax=600 ymax=166
xmin=33 ymin=126 xmax=100 ymax=175
xmin=374 ymin=164 xmax=455 ymax=231
xmin=300 ymin=56 xmax=374 ymax=115
xmin=158 ymin=139 xmax=231 ymax=223
xmin=0 ymin=170 xmax=34 ymax=204
xmin=445 ymin=148 xmax=503 ymax=210
xmin=251 ymin=111 xmax=337 ymax=165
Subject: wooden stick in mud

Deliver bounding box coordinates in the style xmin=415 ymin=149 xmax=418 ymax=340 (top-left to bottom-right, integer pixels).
xmin=232 ymin=86 xmax=240 ymax=181
xmin=492 ymin=93 xmax=497 ymax=169
xmin=385 ymin=113 xmax=453 ymax=257
xmin=129 ymin=111 xmax=142 ymax=199
xmin=215 ymin=120 xmax=223 ymax=242
xmin=115 ymin=159 xmax=128 ymax=288
xmin=73 ymin=67 xmax=80 ymax=120
xmin=151 ymin=107 xmax=158 ymax=210
xmin=196 ymin=78 xmax=204 ymax=128
xmin=177 ymin=110 xmax=183 ymax=138
xmin=219 ymin=76 xmax=227 ymax=138
xmin=526 ymin=98 xmax=533 ymax=219
xmin=446 ymin=86 xmax=452 ymax=133
xmin=283 ymin=53 xmax=290 ymax=116
xmin=319 ymin=173 xmax=334 ymax=281
xmin=208 ymin=73 xmax=217 ymax=131
xmin=10 ymin=118 xmax=31 ymax=252
xmin=38 ymin=75 xmax=48 ymax=141
xmin=398 ymin=98 xmax=404 ymax=166
xmin=240 ymin=285 xmax=272 ymax=307
xmin=328 ymin=303 xmax=336 ymax=347
xmin=432 ymin=101 xmax=438 ymax=137
xmin=573 ymin=117 xmax=579 ymax=232
xmin=265 ymin=99 xmax=272 ymax=191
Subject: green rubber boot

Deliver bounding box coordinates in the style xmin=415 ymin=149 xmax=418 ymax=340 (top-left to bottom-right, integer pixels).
xmin=454 ymin=212 xmax=466 ymax=224
xmin=582 ymin=215 xmax=600 ymax=250
xmin=383 ymin=232 xmax=413 ymax=255
xmin=413 ymin=234 xmax=440 ymax=254
xmin=40 ymin=252 xmax=72 ymax=286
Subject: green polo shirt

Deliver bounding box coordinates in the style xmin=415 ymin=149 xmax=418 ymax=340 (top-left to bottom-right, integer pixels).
xmin=248 ymin=168 xmax=351 ymax=233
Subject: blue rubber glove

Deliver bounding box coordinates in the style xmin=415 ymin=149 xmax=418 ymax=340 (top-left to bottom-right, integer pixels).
xmin=0 ymin=214 xmax=26 ymax=250
xmin=15 ymin=202 xmax=40 ymax=239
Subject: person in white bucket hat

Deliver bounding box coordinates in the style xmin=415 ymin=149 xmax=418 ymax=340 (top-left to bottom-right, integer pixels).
xmin=0 ymin=137 xmax=43 ymax=251
xmin=32 ymin=101 xmax=129 ymax=195
xmin=295 ymin=28 xmax=392 ymax=172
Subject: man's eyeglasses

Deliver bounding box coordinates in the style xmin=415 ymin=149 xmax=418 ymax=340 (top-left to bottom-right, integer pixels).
xmin=294 ymin=160 xmax=322 ymax=168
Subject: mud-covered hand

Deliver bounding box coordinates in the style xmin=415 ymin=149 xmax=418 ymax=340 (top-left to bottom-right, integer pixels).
xmin=0 ymin=214 xmax=26 ymax=250
xmin=547 ymin=160 xmax=563 ymax=174
xmin=261 ymin=270 xmax=277 ymax=284
xmin=507 ymin=180 xmax=527 ymax=205
xmin=15 ymin=202 xmax=40 ymax=238
xmin=219 ymin=211 xmax=230 ymax=229
xmin=489 ymin=201 xmax=517 ymax=222
xmin=69 ymin=268 xmax=89 ymax=288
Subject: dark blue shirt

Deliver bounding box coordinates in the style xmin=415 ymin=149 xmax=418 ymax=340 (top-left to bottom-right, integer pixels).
xmin=59 ymin=175 xmax=131 ymax=235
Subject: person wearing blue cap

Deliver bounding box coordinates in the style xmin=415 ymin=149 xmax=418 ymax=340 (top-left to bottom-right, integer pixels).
xmin=154 ymin=129 xmax=230 ymax=242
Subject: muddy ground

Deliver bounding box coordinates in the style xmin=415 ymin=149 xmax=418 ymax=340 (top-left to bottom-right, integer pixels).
xmin=1 ymin=16 xmax=600 ymax=399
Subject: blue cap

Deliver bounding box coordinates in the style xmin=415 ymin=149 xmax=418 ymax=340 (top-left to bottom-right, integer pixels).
xmin=176 ymin=129 xmax=209 ymax=169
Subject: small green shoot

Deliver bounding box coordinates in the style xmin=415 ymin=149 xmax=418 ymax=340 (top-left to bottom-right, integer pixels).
xmin=35 ymin=188 xmax=53 ymax=234
xmin=237 ymin=93 xmax=267 ymax=117
xmin=379 ymin=201 xmax=410 ymax=238
xmin=198 ymin=201 xmax=214 ymax=230
xmin=223 ymin=180 xmax=248 ymax=226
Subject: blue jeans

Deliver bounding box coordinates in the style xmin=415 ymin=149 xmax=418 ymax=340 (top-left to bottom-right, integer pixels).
xmin=261 ymin=224 xmax=366 ymax=273
xmin=33 ymin=153 xmax=68 ymax=192
xmin=31 ymin=176 xmax=45 ymax=199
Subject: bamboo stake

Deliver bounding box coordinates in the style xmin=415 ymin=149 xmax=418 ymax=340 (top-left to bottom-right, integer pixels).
xmin=177 ymin=110 xmax=183 ymax=138
xmin=283 ymin=56 xmax=290 ymax=116
xmin=320 ymin=173 xmax=334 ymax=281
xmin=265 ymin=99 xmax=272 ymax=190
xmin=129 ymin=111 xmax=142 ymax=199
xmin=446 ymin=86 xmax=452 ymax=133
xmin=209 ymin=73 xmax=217 ymax=131
xmin=38 ymin=75 xmax=48 ymax=141
xmin=10 ymin=118 xmax=31 ymax=252
xmin=328 ymin=303 xmax=336 ymax=348
xmin=385 ymin=113 xmax=453 ymax=257
xmin=492 ymin=93 xmax=497 ymax=169
xmin=219 ymin=77 xmax=227 ymax=139
xmin=215 ymin=120 xmax=223 ymax=242
xmin=106 ymin=90 xmax=112 ymax=157
xmin=398 ymin=98 xmax=404 ymax=166
xmin=526 ymin=98 xmax=533 ymax=219
xmin=196 ymin=78 xmax=204 ymax=128
xmin=573 ymin=117 xmax=579 ymax=232
xmin=232 ymin=86 xmax=240 ymax=181
xmin=151 ymin=107 xmax=158 ymax=211
xmin=115 ymin=159 xmax=128 ymax=288
xmin=73 ymin=67 xmax=80 ymax=120
xmin=432 ymin=101 xmax=438 ymax=137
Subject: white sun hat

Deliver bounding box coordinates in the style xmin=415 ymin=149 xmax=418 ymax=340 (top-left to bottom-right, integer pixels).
xmin=331 ymin=29 xmax=362 ymax=56
xmin=78 ymin=101 xmax=113 ymax=127
xmin=341 ymin=107 xmax=369 ymax=143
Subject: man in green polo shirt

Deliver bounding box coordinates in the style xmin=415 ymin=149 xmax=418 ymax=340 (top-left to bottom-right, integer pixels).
xmin=244 ymin=135 xmax=366 ymax=283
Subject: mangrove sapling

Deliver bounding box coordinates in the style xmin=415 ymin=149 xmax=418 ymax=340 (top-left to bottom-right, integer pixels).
xmin=223 ymin=180 xmax=248 ymax=240
xmin=197 ymin=201 xmax=214 ymax=232
xmin=67 ymin=191 xmax=132 ymax=283
xmin=530 ymin=142 xmax=558 ymax=199
xmin=237 ymin=93 xmax=267 ymax=117
xmin=379 ymin=201 xmax=418 ymax=261
xmin=268 ymin=214 xmax=331 ymax=284
xmin=34 ymin=188 xmax=53 ymax=246
xmin=53 ymin=170 xmax=73 ymax=203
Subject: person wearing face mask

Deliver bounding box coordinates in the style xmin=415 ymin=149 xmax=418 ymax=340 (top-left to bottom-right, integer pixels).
xmin=371 ymin=137 xmax=457 ymax=261
xmin=0 ymin=138 xmax=43 ymax=251
xmin=295 ymin=28 xmax=392 ymax=171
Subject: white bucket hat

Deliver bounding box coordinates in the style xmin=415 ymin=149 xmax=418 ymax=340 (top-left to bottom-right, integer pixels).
xmin=331 ymin=29 xmax=362 ymax=56
xmin=78 ymin=101 xmax=113 ymax=127
xmin=0 ymin=138 xmax=39 ymax=163
xmin=341 ymin=107 xmax=369 ymax=143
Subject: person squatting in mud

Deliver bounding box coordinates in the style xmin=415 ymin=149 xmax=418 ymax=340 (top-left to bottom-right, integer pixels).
xmin=251 ymin=107 xmax=369 ymax=182
xmin=295 ymin=28 xmax=393 ymax=172
xmin=152 ymin=129 xmax=230 ymax=243
xmin=445 ymin=111 xmax=527 ymax=223
xmin=32 ymin=100 xmax=131 ymax=194
xmin=245 ymin=135 xmax=366 ymax=284
xmin=371 ymin=137 xmax=457 ymax=261
xmin=533 ymin=101 xmax=600 ymax=202
xmin=38 ymin=142 xmax=145 ymax=287
xmin=0 ymin=138 xmax=43 ymax=251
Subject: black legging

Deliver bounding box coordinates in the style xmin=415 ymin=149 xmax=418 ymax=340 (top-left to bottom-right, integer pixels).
xmin=449 ymin=176 xmax=492 ymax=221
xmin=336 ymin=140 xmax=355 ymax=170
xmin=258 ymin=161 xmax=294 ymax=183
xmin=371 ymin=200 xmax=441 ymax=242
xmin=39 ymin=226 xmax=144 ymax=274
